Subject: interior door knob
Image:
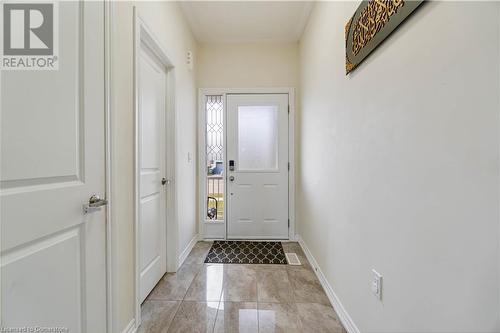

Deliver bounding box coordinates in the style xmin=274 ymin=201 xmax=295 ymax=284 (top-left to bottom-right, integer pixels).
xmin=229 ymin=176 xmax=235 ymax=182
xmin=161 ymin=178 xmax=167 ymax=185
xmin=83 ymin=194 xmax=108 ymax=214
xmin=89 ymin=194 xmax=107 ymax=207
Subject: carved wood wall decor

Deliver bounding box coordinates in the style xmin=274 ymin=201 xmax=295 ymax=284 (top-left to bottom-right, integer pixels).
xmin=345 ymin=0 xmax=424 ymax=75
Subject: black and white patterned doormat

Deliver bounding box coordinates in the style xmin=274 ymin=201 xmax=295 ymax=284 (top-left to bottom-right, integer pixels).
xmin=204 ymin=241 xmax=287 ymax=264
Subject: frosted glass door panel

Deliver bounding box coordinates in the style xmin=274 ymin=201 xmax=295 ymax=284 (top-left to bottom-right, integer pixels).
xmin=226 ymin=93 xmax=289 ymax=239
xmin=238 ymin=105 xmax=278 ymax=171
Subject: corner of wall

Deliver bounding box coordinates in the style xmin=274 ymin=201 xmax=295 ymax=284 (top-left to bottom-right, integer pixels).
xmin=178 ymin=233 xmax=199 ymax=268
xmin=297 ymin=235 xmax=360 ymax=333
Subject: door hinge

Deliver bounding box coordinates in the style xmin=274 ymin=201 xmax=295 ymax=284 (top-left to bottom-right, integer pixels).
xmin=288 ymin=105 xmax=290 ymax=114
xmin=288 ymin=218 xmax=290 ymax=228
xmin=288 ymin=162 xmax=290 ymax=170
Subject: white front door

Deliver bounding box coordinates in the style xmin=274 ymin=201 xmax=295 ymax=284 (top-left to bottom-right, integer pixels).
xmin=1 ymin=2 xmax=106 ymax=332
xmin=226 ymin=94 xmax=289 ymax=239
xmin=138 ymin=44 xmax=167 ymax=303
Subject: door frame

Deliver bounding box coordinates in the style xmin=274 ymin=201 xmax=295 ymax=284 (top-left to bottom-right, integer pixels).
xmin=198 ymin=88 xmax=296 ymax=241
xmin=133 ymin=9 xmax=178 ymax=328
xmin=104 ymin=1 xmax=113 ymax=332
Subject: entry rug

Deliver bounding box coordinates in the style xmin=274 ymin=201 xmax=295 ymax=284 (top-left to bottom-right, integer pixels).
xmin=204 ymin=241 xmax=287 ymax=264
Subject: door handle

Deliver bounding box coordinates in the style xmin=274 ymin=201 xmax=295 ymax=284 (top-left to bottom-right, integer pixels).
xmin=161 ymin=178 xmax=171 ymax=185
xmin=229 ymin=176 xmax=235 ymax=182
xmin=83 ymin=194 xmax=108 ymax=214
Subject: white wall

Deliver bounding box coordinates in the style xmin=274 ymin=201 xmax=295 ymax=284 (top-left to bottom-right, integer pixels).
xmin=110 ymin=2 xmax=197 ymax=331
xmin=299 ymin=1 xmax=500 ymax=332
xmin=197 ymin=42 xmax=299 ymax=88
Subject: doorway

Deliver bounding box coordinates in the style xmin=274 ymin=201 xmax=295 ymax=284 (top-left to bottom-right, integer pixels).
xmin=133 ymin=11 xmax=177 ymax=326
xmin=226 ymin=94 xmax=289 ymax=239
xmin=199 ymin=90 xmax=295 ymax=240
xmin=137 ymin=40 xmax=168 ymax=303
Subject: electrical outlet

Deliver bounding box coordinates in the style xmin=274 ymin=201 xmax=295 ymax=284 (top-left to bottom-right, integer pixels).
xmin=371 ymin=269 xmax=382 ymax=300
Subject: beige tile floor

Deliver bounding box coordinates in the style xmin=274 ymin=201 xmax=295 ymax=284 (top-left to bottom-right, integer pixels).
xmin=140 ymin=241 xmax=347 ymax=333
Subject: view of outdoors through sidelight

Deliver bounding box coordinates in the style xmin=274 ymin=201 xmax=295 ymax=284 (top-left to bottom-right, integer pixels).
xmin=206 ymin=95 xmax=224 ymax=221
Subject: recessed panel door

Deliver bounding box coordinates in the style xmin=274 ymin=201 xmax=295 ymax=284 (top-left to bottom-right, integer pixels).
xmin=1 ymin=2 xmax=107 ymax=332
xmin=226 ymin=94 xmax=289 ymax=239
xmin=138 ymin=44 xmax=167 ymax=302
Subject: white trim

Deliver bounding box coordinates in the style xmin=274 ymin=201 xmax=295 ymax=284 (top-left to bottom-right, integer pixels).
xmin=104 ymin=1 xmax=113 ymax=332
xmin=287 ymin=88 xmax=296 ymax=240
xmin=178 ymin=234 xmax=199 ymax=268
xmin=297 ymin=235 xmax=361 ymax=333
xmin=133 ymin=9 xmax=140 ymax=327
xmin=201 ymin=87 xmax=294 ymax=95
xmin=197 ymin=90 xmax=205 ymax=234
xmin=198 ymin=91 xmax=228 ymax=238
xmin=133 ymin=8 xmax=178 ymax=329
xmin=198 ymin=87 xmax=296 ymax=241
xmin=121 ymin=319 xmax=137 ymax=333
xmin=498 ymin=3 xmax=500 ymax=327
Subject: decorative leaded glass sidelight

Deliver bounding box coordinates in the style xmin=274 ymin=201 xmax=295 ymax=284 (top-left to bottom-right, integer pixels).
xmin=205 ymin=96 xmax=224 ymax=221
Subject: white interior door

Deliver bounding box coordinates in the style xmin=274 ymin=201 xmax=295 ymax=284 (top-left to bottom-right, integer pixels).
xmin=1 ymin=2 xmax=106 ymax=332
xmin=138 ymin=43 xmax=167 ymax=303
xmin=226 ymin=94 xmax=289 ymax=239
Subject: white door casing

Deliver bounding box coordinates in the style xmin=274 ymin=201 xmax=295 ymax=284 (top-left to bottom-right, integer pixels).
xmin=226 ymin=94 xmax=289 ymax=239
xmin=1 ymin=2 xmax=106 ymax=332
xmin=138 ymin=43 xmax=167 ymax=303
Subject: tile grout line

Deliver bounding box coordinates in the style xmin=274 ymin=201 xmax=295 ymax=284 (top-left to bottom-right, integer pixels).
xmin=166 ymin=247 xmax=208 ymax=332
xmin=164 ymin=300 xmax=182 ymax=333
xmin=164 ymin=256 xmax=199 ymax=332
xmin=180 ymin=263 xmax=203 ymax=301
xmin=210 ymin=277 xmax=224 ymax=333
xmin=285 ymin=263 xmax=307 ymax=332
xmin=256 ymin=266 xmax=261 ymax=333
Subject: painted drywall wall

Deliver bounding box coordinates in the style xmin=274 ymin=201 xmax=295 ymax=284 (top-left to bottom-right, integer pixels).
xmin=298 ymin=1 xmax=500 ymax=332
xmin=197 ymin=42 xmax=299 ymax=88
xmin=111 ymin=2 xmax=197 ymax=331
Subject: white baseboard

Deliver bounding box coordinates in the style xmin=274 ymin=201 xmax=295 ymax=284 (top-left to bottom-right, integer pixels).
xmin=121 ymin=319 xmax=136 ymax=333
xmin=297 ymin=235 xmax=360 ymax=333
xmin=178 ymin=233 xmax=199 ymax=268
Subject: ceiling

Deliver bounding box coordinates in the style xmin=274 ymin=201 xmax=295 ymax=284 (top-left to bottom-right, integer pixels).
xmin=179 ymin=1 xmax=314 ymax=43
